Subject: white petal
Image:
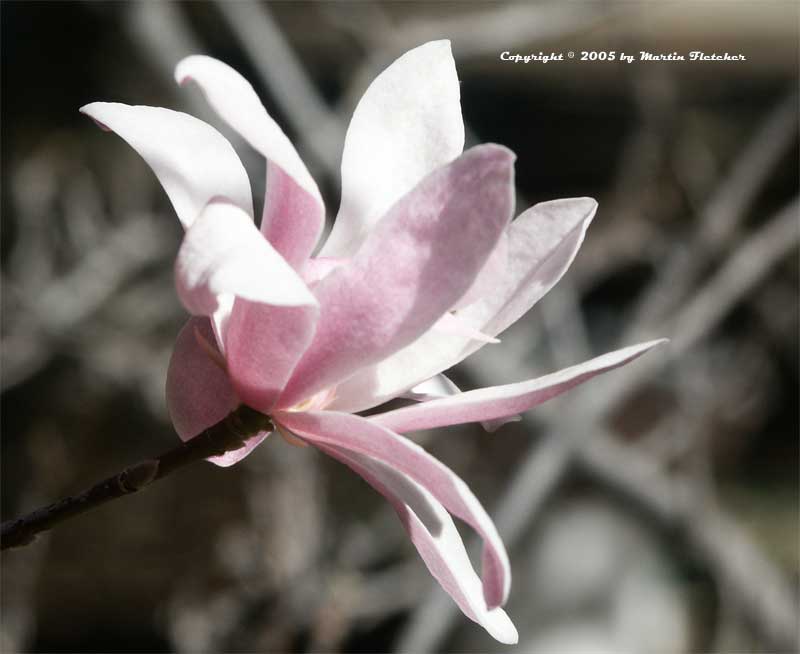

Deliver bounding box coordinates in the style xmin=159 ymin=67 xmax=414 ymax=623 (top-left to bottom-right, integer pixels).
xmin=176 ymin=56 xmax=325 ymax=266
xmin=80 ymin=102 xmax=253 ymax=228
xmin=322 ymin=40 xmax=464 ymax=257
xmin=175 ymin=200 xmax=317 ymax=316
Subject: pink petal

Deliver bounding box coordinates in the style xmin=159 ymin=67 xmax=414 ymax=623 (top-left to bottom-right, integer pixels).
xmin=371 ymin=340 xmax=667 ymax=434
xmin=80 ymin=102 xmax=253 ymax=228
xmin=225 ymin=300 xmax=318 ymax=414
xmin=478 ymin=197 xmax=597 ymax=337
xmin=275 ymin=410 xmax=511 ymax=609
xmin=166 ymin=317 xmax=269 ymax=467
xmin=322 ymin=40 xmax=464 ymax=258
xmin=301 ymin=257 xmax=348 ymax=287
xmin=279 ymin=144 xmax=515 ymax=408
xmin=454 ymin=230 xmax=509 ymax=310
xmin=175 ymin=56 xmax=324 ymax=268
xmin=175 ymin=200 xmax=317 ymax=316
xmin=261 ymin=164 xmax=325 ymax=270
xmin=330 ymin=197 xmax=598 ymax=413
xmin=316 ymin=443 xmax=518 ymax=644
xmin=173 ymin=200 xmax=319 ymax=411
xmin=403 ymin=375 xmax=520 ymax=433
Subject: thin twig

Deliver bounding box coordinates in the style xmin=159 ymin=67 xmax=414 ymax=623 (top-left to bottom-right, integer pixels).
xmin=1 ymin=405 xmax=272 ymax=550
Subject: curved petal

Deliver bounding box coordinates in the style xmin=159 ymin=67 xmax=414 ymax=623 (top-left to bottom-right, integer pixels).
xmin=301 ymin=257 xmax=348 ymax=287
xmin=80 ymin=102 xmax=253 ymax=228
xmin=275 ymin=410 xmax=511 ymax=609
xmin=166 ymin=317 xmax=269 ymax=467
xmin=454 ymin=229 xmax=509 ymax=310
xmin=279 ymin=144 xmax=515 ymax=408
xmin=175 ymin=56 xmax=324 ymax=268
xmin=475 ymin=197 xmax=598 ymax=337
xmin=330 ymin=197 xmax=597 ymax=412
xmin=322 ymin=40 xmax=464 ymax=257
xmin=175 ymin=200 xmax=317 ymax=316
xmin=403 ymin=374 xmax=519 ymax=433
xmin=316 ymin=443 xmax=518 ymax=644
xmin=372 ymin=340 xmax=667 ymax=434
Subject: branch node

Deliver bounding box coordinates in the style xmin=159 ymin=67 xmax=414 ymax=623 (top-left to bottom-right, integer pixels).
xmin=119 ymin=460 xmax=160 ymax=492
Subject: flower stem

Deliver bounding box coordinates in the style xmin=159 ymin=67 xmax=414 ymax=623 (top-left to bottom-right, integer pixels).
xmin=1 ymin=405 xmax=273 ymax=550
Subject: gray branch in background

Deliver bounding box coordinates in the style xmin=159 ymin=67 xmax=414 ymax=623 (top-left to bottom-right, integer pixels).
xmin=626 ymin=91 xmax=798 ymax=341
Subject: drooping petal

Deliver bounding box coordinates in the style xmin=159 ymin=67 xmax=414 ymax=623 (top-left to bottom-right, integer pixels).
xmin=80 ymin=102 xmax=253 ymax=228
xmin=175 ymin=56 xmax=324 ymax=268
xmin=316 ymin=443 xmax=518 ymax=644
xmin=174 ymin=200 xmax=317 ymax=316
xmin=279 ymin=145 xmax=515 ymax=408
xmin=322 ymin=40 xmax=464 ymax=258
xmin=275 ymin=410 xmax=511 ymax=609
xmin=166 ymin=317 xmax=269 ymax=467
xmin=403 ymin=374 xmax=519 ymax=433
xmin=371 ymin=340 xmax=667 ymax=434
xmin=330 ymin=197 xmax=598 ymax=412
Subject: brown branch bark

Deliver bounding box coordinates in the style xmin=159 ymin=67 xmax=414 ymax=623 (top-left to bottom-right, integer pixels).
xmin=1 ymin=405 xmax=273 ymax=550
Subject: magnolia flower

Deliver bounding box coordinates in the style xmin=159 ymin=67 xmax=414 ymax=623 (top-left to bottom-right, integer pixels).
xmin=82 ymin=41 xmax=662 ymax=644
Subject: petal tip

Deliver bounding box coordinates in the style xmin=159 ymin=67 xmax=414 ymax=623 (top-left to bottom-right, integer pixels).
xmin=478 ymin=142 xmax=517 ymax=164
xmin=79 ymin=102 xmax=112 ymax=131
xmin=174 ymin=55 xmax=204 ymax=85
xmin=486 ymin=610 xmax=519 ymax=645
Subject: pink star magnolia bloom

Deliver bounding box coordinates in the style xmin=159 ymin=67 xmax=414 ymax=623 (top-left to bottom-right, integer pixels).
xmin=82 ymin=40 xmax=663 ymax=644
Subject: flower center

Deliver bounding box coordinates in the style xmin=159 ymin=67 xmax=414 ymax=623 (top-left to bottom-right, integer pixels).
xmin=275 ymin=386 xmax=337 ymax=448
xmin=286 ymin=386 xmax=337 ymax=412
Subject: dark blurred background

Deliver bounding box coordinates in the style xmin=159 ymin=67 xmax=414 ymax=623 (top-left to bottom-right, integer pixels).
xmin=1 ymin=2 xmax=798 ymax=652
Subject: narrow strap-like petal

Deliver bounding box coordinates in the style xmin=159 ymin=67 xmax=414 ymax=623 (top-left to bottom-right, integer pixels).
xmin=279 ymin=144 xmax=515 ymax=408
xmin=371 ymin=340 xmax=666 ymax=434
xmin=175 ymin=56 xmax=324 ymax=268
xmin=316 ymin=443 xmax=518 ymax=644
xmin=322 ymin=40 xmax=464 ymax=257
xmin=330 ymin=197 xmax=597 ymax=413
xmin=80 ymin=102 xmax=253 ymax=228
xmin=166 ymin=317 xmax=269 ymax=467
xmin=403 ymin=374 xmax=519 ymax=433
xmin=175 ymin=200 xmax=317 ymax=316
xmin=275 ymin=410 xmax=511 ymax=609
